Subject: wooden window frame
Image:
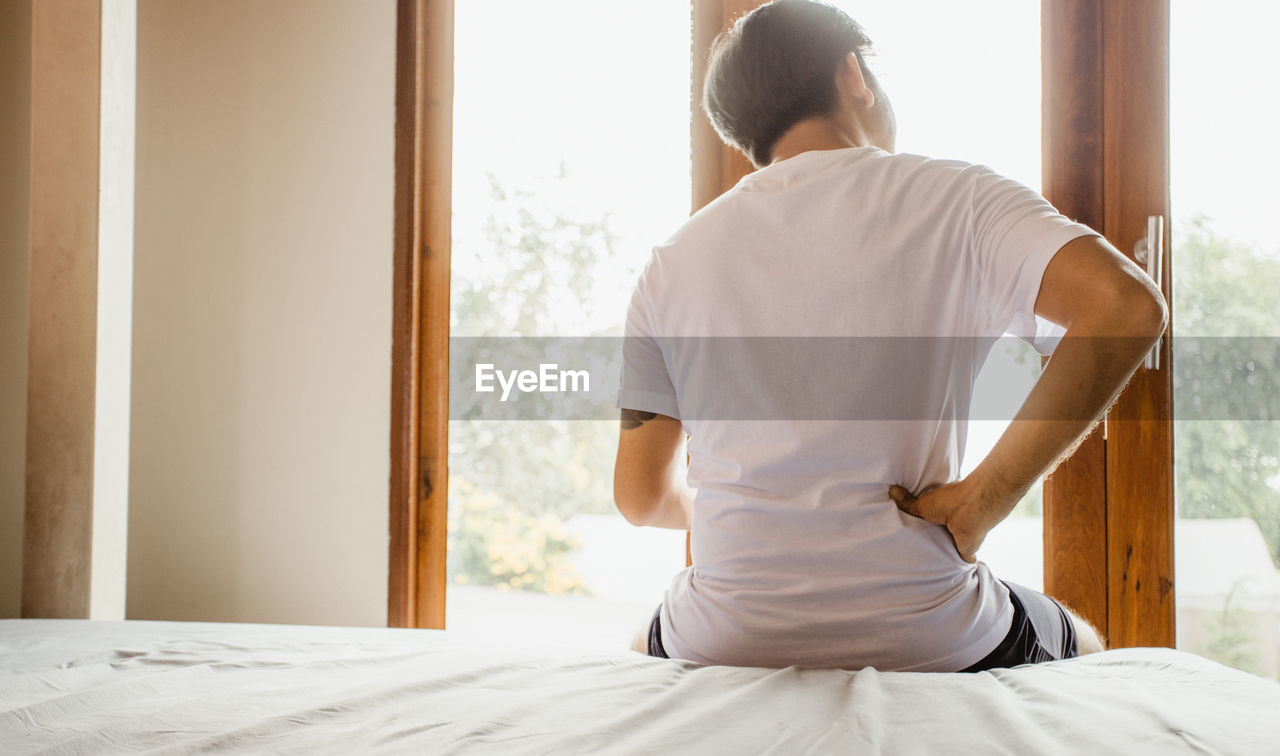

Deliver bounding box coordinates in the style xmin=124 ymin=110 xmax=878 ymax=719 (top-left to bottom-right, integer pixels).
xmin=389 ymin=0 xmax=1176 ymax=647
xmin=388 ymin=0 xmax=452 ymax=629
xmin=1042 ymin=0 xmax=1174 ymax=648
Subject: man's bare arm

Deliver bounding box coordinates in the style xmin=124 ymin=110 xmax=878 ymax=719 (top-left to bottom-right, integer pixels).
xmin=614 ymin=410 xmax=694 ymax=529
xmin=892 ymin=235 xmax=1168 ymax=561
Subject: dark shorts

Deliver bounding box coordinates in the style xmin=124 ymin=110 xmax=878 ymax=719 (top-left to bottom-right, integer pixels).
xmin=646 ymin=602 xmax=669 ymax=659
xmin=644 ymin=579 xmax=1079 ymax=669
xmin=959 ymin=579 xmax=1080 ymax=672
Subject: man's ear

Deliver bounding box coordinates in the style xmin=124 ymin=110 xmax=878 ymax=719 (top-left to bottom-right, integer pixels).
xmin=839 ymin=51 xmax=876 ymax=110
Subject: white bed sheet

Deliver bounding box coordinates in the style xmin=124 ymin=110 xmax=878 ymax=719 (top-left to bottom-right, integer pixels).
xmin=2 ymin=619 xmax=1278 ymax=754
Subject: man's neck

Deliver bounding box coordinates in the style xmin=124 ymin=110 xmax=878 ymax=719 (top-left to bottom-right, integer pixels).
xmin=769 ymin=116 xmax=878 ymax=165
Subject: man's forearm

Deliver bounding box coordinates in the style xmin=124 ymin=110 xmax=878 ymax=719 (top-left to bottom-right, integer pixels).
xmin=967 ymin=327 xmax=1162 ymax=526
xmin=892 ymin=235 xmax=1168 ymax=559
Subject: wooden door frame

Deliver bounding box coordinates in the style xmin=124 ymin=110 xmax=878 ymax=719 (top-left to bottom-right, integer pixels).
xmin=1099 ymin=0 xmax=1175 ymax=649
xmin=1041 ymin=0 xmax=1174 ymax=648
xmin=692 ymin=0 xmax=757 ymax=214
xmin=1040 ymin=0 xmax=1110 ymax=638
xmin=388 ymin=0 xmax=452 ymax=629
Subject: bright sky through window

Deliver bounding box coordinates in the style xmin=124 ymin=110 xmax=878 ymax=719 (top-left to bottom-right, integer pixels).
xmin=1171 ymin=0 xmax=1280 ymax=259
xmin=833 ymin=0 xmax=1040 ymax=190
xmin=452 ymin=0 xmax=692 ymax=337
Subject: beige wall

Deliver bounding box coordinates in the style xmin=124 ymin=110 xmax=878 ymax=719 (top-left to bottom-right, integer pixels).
xmin=128 ymin=0 xmax=393 ymax=625
xmin=0 ymin=0 xmax=32 ymax=620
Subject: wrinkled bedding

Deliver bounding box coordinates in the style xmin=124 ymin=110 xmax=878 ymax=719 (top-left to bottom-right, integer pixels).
xmin=2 ymin=619 xmax=1278 ymax=754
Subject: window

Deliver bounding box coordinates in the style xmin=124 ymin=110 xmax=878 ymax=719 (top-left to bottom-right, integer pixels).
xmin=445 ymin=0 xmax=693 ymax=649
xmin=1170 ymin=0 xmax=1280 ymax=680
xmin=397 ymin=1 xmax=1225 ymax=660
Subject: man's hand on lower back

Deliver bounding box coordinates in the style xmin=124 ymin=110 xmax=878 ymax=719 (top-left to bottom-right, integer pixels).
xmin=888 ymin=481 xmax=999 ymax=564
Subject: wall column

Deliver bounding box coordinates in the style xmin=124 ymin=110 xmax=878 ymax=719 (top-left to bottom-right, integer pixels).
xmin=23 ymin=0 xmax=136 ymax=619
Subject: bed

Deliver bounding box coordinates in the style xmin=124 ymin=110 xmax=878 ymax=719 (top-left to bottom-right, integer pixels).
xmin=2 ymin=619 xmax=1278 ymax=754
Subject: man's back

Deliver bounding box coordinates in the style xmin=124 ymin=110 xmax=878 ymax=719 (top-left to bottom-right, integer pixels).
xmin=619 ymin=146 xmax=1097 ymax=670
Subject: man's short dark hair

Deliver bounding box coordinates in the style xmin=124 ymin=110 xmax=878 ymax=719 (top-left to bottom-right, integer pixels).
xmin=703 ymin=0 xmax=875 ymax=168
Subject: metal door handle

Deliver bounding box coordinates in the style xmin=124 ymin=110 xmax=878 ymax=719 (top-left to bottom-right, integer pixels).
xmin=1134 ymin=214 xmax=1165 ymax=370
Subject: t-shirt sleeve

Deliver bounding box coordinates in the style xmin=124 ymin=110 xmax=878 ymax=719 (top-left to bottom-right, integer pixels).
xmin=969 ymin=165 xmax=1102 ymax=355
xmin=616 ymin=259 xmax=681 ymax=419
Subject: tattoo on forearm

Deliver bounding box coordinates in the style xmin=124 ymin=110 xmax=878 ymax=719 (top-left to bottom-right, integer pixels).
xmin=620 ymin=409 xmax=657 ymax=430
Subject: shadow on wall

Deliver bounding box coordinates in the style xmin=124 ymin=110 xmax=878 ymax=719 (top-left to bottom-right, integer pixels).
xmin=0 ymin=0 xmax=32 ymax=620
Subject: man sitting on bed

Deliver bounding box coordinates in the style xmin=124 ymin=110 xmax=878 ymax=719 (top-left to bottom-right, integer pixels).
xmin=613 ymin=0 xmax=1166 ymax=672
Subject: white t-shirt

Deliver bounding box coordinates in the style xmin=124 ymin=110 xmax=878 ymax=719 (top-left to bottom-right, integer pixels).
xmin=617 ymin=146 xmax=1100 ymax=671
